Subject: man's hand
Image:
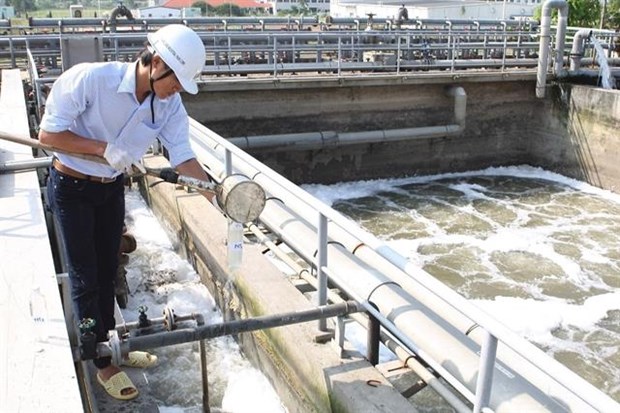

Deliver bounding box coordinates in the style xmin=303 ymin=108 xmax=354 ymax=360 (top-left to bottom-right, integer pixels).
xmin=104 ymin=143 xmax=136 ymax=173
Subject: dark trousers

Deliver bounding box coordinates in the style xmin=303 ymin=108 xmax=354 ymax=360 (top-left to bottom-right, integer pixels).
xmin=47 ymin=167 xmax=125 ymax=369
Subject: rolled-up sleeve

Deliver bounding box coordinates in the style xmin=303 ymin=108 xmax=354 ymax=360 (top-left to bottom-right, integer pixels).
xmin=39 ymin=64 xmax=90 ymax=133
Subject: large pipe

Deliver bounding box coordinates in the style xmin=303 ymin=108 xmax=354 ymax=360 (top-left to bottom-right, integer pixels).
xmin=229 ymin=86 xmax=466 ymax=151
xmin=246 ymin=222 xmax=472 ymax=413
xmin=569 ymin=29 xmax=593 ymax=71
xmin=536 ymin=0 xmax=569 ymax=98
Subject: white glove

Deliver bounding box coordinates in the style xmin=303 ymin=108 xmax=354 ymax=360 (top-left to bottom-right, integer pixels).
xmin=103 ymin=143 xmax=134 ymax=172
xmin=103 ymin=143 xmax=146 ymax=175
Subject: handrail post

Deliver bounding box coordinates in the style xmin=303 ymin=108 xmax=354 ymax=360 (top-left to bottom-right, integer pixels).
xmin=224 ymin=148 xmax=232 ymax=176
xmin=473 ymin=330 xmax=498 ymax=413
xmin=337 ymin=37 xmax=342 ymax=76
xmin=317 ymin=213 xmax=328 ymax=332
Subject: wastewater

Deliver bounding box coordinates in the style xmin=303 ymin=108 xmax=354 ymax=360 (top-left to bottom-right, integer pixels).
xmin=114 ymin=163 xmax=620 ymax=410
xmin=304 ymin=165 xmax=620 ymax=404
xmin=590 ymin=35 xmax=617 ymax=90
xmin=118 ymin=189 xmax=287 ymax=413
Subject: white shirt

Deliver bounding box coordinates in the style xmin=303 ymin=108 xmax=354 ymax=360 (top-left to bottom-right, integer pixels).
xmin=40 ymin=61 xmax=195 ymax=178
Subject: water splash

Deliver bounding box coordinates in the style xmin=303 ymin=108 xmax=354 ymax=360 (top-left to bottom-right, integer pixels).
xmin=590 ymin=35 xmax=617 ymax=90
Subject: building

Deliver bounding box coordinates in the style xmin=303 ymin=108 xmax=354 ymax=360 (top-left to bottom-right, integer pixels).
xmin=0 ymin=0 xmax=15 ymax=20
xmin=159 ymin=0 xmax=272 ymax=14
xmin=330 ymin=0 xmax=542 ymax=21
xmin=270 ymin=0 xmax=331 ymax=15
xmin=136 ymin=5 xmax=181 ymax=17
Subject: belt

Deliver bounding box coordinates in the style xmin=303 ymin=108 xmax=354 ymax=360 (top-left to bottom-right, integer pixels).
xmin=52 ymin=158 xmax=118 ymax=184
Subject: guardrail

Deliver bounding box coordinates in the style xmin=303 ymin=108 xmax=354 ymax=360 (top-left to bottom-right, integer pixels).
xmin=1 ymin=28 xmax=543 ymax=74
xmin=5 ymin=25 xmax=619 ymax=78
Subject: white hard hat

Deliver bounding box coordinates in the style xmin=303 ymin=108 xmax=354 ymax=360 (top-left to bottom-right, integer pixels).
xmin=147 ymin=24 xmax=205 ymax=94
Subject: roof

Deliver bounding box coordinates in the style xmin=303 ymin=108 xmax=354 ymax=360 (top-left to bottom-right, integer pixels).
xmin=163 ymin=0 xmax=270 ymax=9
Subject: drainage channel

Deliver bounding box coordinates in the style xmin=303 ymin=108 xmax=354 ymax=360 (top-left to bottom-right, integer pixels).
xmin=92 ymin=189 xmax=288 ymax=413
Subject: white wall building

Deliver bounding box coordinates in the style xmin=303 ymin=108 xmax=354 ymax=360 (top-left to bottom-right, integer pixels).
xmin=136 ymin=6 xmax=181 ymax=18
xmin=0 ymin=6 xmax=15 ymax=19
xmin=270 ymin=0 xmax=331 ymax=15
xmin=330 ymin=0 xmax=542 ymax=21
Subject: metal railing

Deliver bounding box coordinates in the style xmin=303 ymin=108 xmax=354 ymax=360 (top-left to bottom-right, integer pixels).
xmin=3 ymin=26 xmax=545 ymax=75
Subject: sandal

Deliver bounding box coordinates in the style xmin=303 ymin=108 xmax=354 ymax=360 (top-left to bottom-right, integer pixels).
xmin=121 ymin=351 xmax=158 ymax=368
xmin=97 ymin=371 xmax=138 ymax=401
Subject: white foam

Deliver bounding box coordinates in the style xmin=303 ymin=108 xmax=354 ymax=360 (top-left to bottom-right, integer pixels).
xmin=122 ymin=189 xmax=285 ymax=412
xmin=473 ymin=292 xmax=620 ymax=344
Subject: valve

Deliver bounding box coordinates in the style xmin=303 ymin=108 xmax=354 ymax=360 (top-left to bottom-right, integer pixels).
xmin=78 ymin=318 xmax=97 ymax=360
xmin=138 ymin=305 xmax=151 ymax=328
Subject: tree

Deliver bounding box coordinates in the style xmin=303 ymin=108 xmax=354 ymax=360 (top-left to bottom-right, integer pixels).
xmin=212 ymin=4 xmax=244 ymax=16
xmin=568 ymin=0 xmax=601 ymax=27
xmin=533 ymin=0 xmax=601 ymax=28
xmin=608 ymin=0 xmax=620 ymax=28
xmin=192 ymin=0 xmax=208 ymax=16
xmin=6 ymin=0 xmax=37 ymax=14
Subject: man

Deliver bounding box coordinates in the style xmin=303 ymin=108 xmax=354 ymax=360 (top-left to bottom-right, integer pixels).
xmin=39 ymin=24 xmax=212 ymax=401
xmin=397 ymin=4 xmax=409 ymax=25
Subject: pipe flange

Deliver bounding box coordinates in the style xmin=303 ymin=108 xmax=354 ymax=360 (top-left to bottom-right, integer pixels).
xmin=163 ymin=306 xmax=176 ymax=331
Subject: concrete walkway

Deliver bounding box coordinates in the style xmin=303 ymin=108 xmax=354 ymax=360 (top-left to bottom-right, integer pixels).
xmin=0 ymin=69 xmax=83 ymax=412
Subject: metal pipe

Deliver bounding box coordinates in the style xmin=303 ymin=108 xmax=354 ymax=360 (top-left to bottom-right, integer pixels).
xmin=95 ymin=301 xmax=362 ymax=357
xmin=569 ymin=29 xmax=593 ymax=71
xmin=229 ymin=86 xmax=466 ymax=151
xmin=0 ymin=156 xmax=52 ymax=172
xmin=366 ymin=303 xmax=380 ymax=366
xmin=473 ymin=332 xmax=498 ymax=413
xmin=536 ymin=0 xmax=569 ymax=98
xmin=249 ymin=221 xmax=473 ymax=411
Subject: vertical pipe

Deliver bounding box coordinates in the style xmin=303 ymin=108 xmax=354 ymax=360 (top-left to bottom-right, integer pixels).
xmin=396 ymin=35 xmax=401 ymax=74
xmin=272 ymin=37 xmax=277 ymax=77
xmin=367 ymin=303 xmax=380 ymax=366
xmin=337 ymin=37 xmax=342 ymax=76
xmin=536 ymin=0 xmax=568 ymax=98
xmin=473 ymin=331 xmax=499 ymax=413
xmin=317 ymin=214 xmax=328 ymax=332
xmin=569 ymin=29 xmax=592 ymax=71
xmin=9 ymin=36 xmax=15 ymax=68
xmin=200 ymin=340 xmax=210 ymax=413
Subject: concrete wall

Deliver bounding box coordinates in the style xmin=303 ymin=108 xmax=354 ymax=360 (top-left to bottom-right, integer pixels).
xmin=530 ymin=84 xmax=620 ymax=192
xmin=185 ymin=77 xmax=620 ymax=190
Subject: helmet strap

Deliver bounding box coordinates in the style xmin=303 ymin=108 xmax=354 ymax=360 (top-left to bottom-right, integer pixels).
xmin=147 ymin=58 xmax=175 ymax=124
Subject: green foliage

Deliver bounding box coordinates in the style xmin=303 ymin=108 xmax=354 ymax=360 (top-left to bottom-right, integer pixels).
xmin=568 ymin=0 xmax=600 ymax=27
xmin=532 ymin=0 xmax=601 ymax=28
xmin=6 ymin=0 xmax=37 ymax=13
xmin=192 ymin=0 xmax=208 ymax=16
xmin=609 ymin=0 xmax=620 ymax=28
xmin=211 ymin=4 xmax=245 ymax=16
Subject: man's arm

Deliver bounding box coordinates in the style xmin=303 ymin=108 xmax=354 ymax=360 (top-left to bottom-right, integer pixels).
xmin=39 ymin=129 xmax=107 ymax=157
